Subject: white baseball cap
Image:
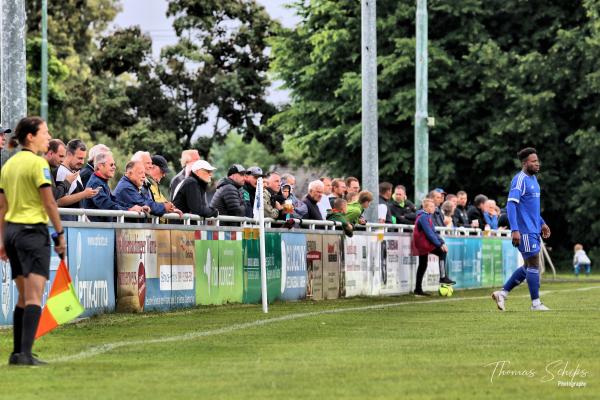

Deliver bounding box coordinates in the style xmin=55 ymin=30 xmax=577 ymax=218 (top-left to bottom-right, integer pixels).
xmin=191 ymin=159 xmax=216 ymax=172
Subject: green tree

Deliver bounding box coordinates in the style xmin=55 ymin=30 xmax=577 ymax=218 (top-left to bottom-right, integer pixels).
xmin=158 ymin=0 xmax=279 ymax=151
xmin=270 ymin=0 xmax=600 ymax=254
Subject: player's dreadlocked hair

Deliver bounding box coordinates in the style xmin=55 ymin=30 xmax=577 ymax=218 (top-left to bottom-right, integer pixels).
xmin=517 ymin=147 xmax=537 ymax=162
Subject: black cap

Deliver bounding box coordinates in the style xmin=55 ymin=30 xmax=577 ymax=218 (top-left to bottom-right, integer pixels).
xmin=0 ymin=126 xmax=11 ymax=135
xmin=151 ymin=155 xmax=170 ymax=173
xmin=247 ymin=166 xmax=263 ymax=177
xmin=227 ymin=164 xmax=246 ymax=176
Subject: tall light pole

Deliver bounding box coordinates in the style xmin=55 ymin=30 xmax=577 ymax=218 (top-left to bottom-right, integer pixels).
xmin=361 ymin=0 xmax=379 ymax=222
xmin=1 ymin=0 xmax=27 ymax=138
xmin=414 ymin=0 xmax=429 ymax=206
xmin=41 ymin=0 xmax=49 ymax=120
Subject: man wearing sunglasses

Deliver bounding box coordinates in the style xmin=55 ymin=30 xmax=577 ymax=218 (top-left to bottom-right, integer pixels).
xmin=83 ymin=152 xmax=145 ymax=221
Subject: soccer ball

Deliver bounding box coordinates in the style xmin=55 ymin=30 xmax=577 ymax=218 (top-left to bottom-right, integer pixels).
xmin=439 ymin=284 xmax=454 ymax=297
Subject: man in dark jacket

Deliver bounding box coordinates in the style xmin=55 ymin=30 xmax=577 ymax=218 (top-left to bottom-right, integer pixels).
xmin=210 ymin=164 xmax=246 ymax=217
xmin=114 ymin=161 xmax=166 ymax=217
xmin=80 ymin=144 xmax=110 ymax=188
xmin=428 ymin=189 xmax=446 ymax=227
xmin=467 ymin=194 xmax=488 ymax=229
xmin=453 ymin=190 xmax=470 ymax=227
xmin=173 ymin=160 xmax=219 ymax=218
xmin=388 ymin=185 xmax=416 ymax=225
xmin=378 ymin=182 xmax=393 ymax=223
xmin=302 ymin=180 xmax=324 ymax=220
xmin=242 ymin=166 xmax=262 ymax=218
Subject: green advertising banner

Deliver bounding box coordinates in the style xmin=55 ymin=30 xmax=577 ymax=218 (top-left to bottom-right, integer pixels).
xmin=218 ymin=240 xmax=243 ymax=303
xmin=482 ymin=237 xmax=504 ymax=287
xmin=242 ymin=230 xmax=281 ymax=304
xmin=243 ymin=228 xmax=261 ymax=304
xmin=265 ymin=232 xmax=282 ymax=303
xmin=195 ymin=240 xmax=220 ymax=305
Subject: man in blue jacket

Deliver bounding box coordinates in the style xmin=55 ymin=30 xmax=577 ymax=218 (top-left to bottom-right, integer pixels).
xmin=114 ymin=160 xmax=165 ymax=217
xmin=83 ymin=153 xmax=146 ymax=221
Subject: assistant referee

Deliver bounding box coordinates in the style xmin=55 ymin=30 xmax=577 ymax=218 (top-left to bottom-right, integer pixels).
xmin=0 ymin=116 xmax=66 ymax=366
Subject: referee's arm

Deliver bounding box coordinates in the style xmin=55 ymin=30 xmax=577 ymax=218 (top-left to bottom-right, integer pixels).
xmin=40 ymin=187 xmax=66 ymax=256
xmin=0 ymin=192 xmax=7 ymax=260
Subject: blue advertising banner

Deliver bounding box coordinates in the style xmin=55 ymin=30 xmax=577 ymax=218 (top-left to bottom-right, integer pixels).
xmin=462 ymin=237 xmax=483 ymax=288
xmin=280 ymin=233 xmax=307 ymax=300
xmin=502 ymin=240 xmax=520 ymax=281
xmin=445 ymin=237 xmax=466 ymax=289
xmin=67 ymin=227 xmax=116 ymax=317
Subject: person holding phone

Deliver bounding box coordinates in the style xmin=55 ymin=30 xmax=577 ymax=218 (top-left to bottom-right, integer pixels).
xmin=0 ymin=116 xmax=66 ymax=366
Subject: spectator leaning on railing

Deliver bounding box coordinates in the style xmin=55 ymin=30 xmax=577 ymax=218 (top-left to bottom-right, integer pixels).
xmin=83 ymin=153 xmax=146 ymax=221
xmin=467 ymin=194 xmax=488 ymax=229
xmin=44 ymin=139 xmax=73 ymax=200
xmin=388 ymin=184 xmax=416 ymax=225
xmin=453 ymin=190 xmax=470 ymax=227
xmin=114 ymin=161 xmax=165 ymax=217
xmin=80 ymin=144 xmax=110 ymax=188
xmin=317 ymin=176 xmax=332 ymax=220
xmin=242 ymin=166 xmax=263 ymax=218
xmin=346 ymin=190 xmax=373 ymax=225
xmin=280 ymin=173 xmax=308 ymax=218
xmin=327 ymin=198 xmax=353 ymax=237
xmin=378 ymin=182 xmax=393 ymax=224
xmin=170 ymin=149 xmax=200 ymax=200
xmin=303 ymin=180 xmax=325 ymax=220
xmin=172 ymin=160 xmax=218 ymax=218
xmin=56 ymin=139 xmax=98 ymax=220
xmin=427 ymin=189 xmax=446 ymax=227
xmin=210 ymin=164 xmax=246 ymax=217
xmin=263 ymin=172 xmax=283 ymax=219
xmin=329 ymin=178 xmax=347 ymax=208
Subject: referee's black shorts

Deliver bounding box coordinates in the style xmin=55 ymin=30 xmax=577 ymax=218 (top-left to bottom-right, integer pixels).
xmin=4 ymin=223 xmax=51 ymax=279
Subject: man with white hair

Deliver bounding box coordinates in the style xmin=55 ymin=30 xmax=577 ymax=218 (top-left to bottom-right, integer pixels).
xmin=170 ymin=149 xmax=200 ymax=199
xmin=131 ymin=151 xmax=180 ymax=215
xmin=302 ymin=180 xmax=325 ymax=220
xmin=80 ymin=143 xmax=110 ymax=187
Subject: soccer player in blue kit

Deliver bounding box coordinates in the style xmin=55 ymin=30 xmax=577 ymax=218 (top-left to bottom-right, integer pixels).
xmin=492 ymin=148 xmax=551 ymax=311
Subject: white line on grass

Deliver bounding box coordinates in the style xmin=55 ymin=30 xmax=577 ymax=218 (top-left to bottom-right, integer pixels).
xmin=45 ymin=285 xmax=600 ymax=364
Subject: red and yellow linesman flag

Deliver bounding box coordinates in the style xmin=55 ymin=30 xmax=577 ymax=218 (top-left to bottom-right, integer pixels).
xmin=35 ymin=259 xmax=84 ymax=339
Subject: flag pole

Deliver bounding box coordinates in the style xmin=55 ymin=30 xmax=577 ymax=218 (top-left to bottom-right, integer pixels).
xmin=254 ymin=177 xmax=268 ymax=313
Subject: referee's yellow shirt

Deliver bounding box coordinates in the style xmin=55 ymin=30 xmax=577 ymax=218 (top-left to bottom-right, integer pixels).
xmin=0 ymin=150 xmax=53 ymax=224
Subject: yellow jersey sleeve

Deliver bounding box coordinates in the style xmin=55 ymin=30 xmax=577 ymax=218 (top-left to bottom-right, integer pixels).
xmin=34 ymin=158 xmax=53 ymax=188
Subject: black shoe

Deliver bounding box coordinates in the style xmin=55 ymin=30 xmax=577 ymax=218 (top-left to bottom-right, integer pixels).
xmin=414 ymin=289 xmax=431 ymax=296
xmin=439 ymin=277 xmax=456 ymax=285
xmin=14 ymin=353 xmax=47 ymax=366
xmin=8 ymin=352 xmax=19 ymax=365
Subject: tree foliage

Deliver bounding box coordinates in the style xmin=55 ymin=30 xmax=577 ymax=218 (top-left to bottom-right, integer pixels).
xmin=270 ymin=0 xmax=600 ymax=251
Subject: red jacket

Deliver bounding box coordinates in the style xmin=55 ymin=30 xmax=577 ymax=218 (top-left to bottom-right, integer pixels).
xmin=412 ymin=212 xmax=438 ymax=256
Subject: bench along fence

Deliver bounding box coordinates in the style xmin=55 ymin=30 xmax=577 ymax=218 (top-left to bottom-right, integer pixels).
xmin=0 ymin=209 xmax=520 ymax=326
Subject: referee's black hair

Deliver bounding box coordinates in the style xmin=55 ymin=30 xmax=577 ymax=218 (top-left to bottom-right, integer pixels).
xmin=517 ymin=147 xmax=537 ymax=162
xmin=9 ymin=116 xmax=45 ymax=149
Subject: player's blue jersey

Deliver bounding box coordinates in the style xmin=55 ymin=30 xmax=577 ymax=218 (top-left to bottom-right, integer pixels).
xmin=507 ymin=171 xmax=542 ymax=234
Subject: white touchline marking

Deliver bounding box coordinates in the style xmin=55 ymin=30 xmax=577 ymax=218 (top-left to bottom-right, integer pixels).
xmin=35 ymin=285 xmax=600 ymax=363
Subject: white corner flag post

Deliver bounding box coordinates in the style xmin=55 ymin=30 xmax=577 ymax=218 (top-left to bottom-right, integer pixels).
xmin=253 ymin=177 xmax=268 ymax=313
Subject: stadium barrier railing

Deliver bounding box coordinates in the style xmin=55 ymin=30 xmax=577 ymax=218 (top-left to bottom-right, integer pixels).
xmin=0 ymin=208 xmax=519 ymax=326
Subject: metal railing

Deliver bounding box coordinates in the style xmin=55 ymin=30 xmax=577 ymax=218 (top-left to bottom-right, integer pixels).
xmin=57 ymin=208 xmax=512 ymax=236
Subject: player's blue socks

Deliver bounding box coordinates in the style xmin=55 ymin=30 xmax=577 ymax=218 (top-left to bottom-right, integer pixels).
xmin=526 ymin=267 xmax=540 ymax=300
xmin=503 ymin=266 xmax=527 ymax=292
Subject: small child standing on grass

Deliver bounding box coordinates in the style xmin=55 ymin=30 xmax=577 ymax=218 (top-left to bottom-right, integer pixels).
xmin=573 ymin=244 xmax=592 ymax=277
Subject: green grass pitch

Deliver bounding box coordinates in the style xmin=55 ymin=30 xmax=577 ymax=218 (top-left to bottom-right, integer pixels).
xmin=1 ymin=281 xmax=598 ymax=399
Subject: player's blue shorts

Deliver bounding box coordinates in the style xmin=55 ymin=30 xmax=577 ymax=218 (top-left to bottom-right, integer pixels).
xmin=518 ymin=233 xmax=541 ymax=260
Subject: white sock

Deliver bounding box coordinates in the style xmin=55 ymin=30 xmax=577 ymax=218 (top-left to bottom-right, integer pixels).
xmin=500 ymin=290 xmax=509 ymax=298
xmin=532 ymin=298 xmax=541 ymax=307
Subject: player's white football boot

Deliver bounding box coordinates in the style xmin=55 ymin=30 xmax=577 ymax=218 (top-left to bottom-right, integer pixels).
xmin=491 ymin=291 xmax=506 ymax=311
xmin=530 ymin=303 xmax=550 ymax=311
